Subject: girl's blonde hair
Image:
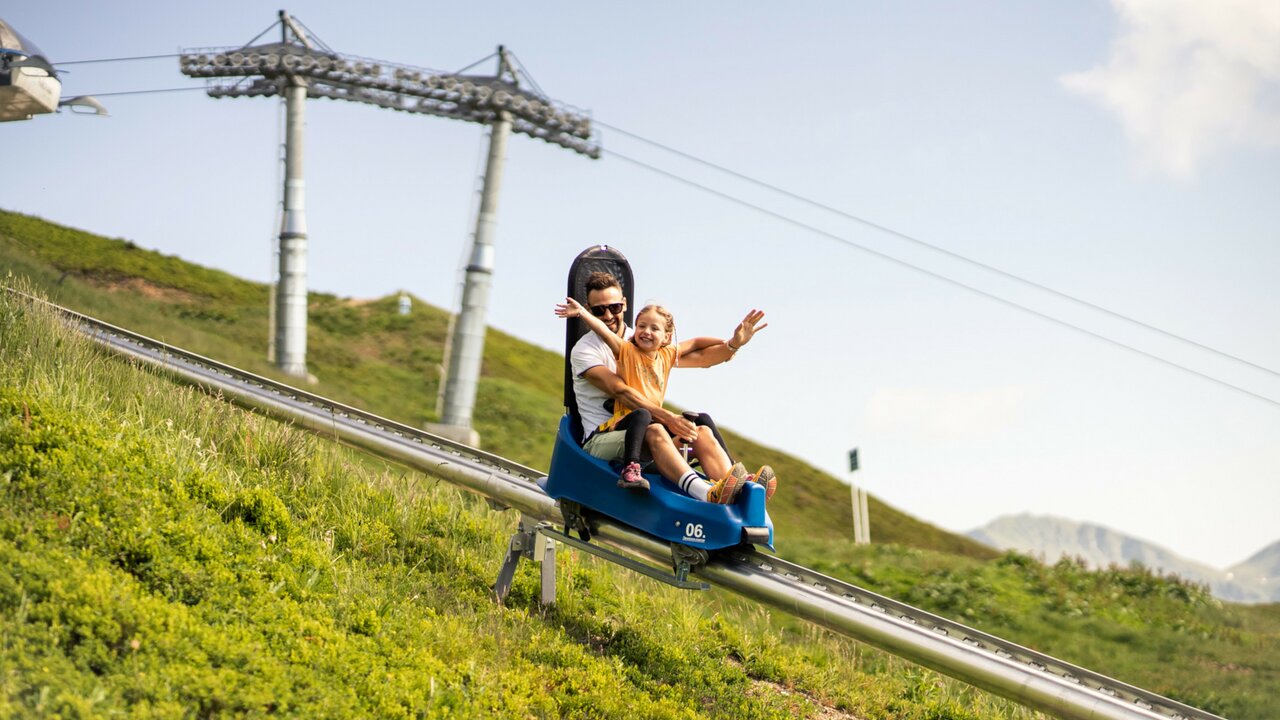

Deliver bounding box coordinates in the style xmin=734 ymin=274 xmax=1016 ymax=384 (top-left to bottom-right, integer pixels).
xmin=634 ymin=304 xmax=675 ymax=347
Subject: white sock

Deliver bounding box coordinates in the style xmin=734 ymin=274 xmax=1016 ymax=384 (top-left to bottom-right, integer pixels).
xmin=680 ymin=471 xmax=711 ymax=501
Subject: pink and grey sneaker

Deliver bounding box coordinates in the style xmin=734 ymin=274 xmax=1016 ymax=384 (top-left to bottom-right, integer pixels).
xmin=617 ymin=462 xmax=650 ymax=491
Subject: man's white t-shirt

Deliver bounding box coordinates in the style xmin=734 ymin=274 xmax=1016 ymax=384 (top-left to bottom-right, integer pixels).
xmin=570 ymin=325 xmax=626 ymax=439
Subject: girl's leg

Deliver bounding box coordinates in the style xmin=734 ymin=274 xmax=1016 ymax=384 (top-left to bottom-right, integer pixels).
xmin=611 ymin=409 xmax=652 ymax=464
xmin=612 ymin=410 xmax=652 ymax=489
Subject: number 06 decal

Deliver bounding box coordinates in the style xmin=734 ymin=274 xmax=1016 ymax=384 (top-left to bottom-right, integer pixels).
xmin=684 ymin=523 xmax=704 ymax=539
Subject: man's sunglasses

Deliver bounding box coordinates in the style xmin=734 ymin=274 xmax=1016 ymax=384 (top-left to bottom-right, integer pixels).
xmin=589 ymin=302 xmax=624 ymax=317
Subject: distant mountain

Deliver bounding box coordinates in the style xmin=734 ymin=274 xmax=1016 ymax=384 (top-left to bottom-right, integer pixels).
xmin=967 ymin=513 xmax=1277 ymax=604
xmin=1228 ymin=540 xmax=1280 ymax=602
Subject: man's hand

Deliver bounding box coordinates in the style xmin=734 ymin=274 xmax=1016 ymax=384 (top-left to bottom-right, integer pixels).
xmin=555 ymin=297 xmax=585 ymax=319
xmin=661 ymin=412 xmax=698 ymax=444
xmin=729 ymin=309 xmax=768 ymax=351
xmin=631 ymin=399 xmax=698 ymax=443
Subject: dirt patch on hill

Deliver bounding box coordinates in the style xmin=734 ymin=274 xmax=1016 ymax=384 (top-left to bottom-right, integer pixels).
xmin=727 ymin=658 xmax=864 ymax=719
xmin=90 ymin=276 xmax=201 ymax=304
xmin=1198 ymin=658 xmax=1255 ymax=675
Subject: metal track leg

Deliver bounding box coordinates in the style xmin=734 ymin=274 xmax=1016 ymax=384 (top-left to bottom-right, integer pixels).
xmin=536 ymin=529 xmax=557 ymax=606
xmin=671 ymin=542 xmax=709 ymax=585
xmin=493 ymin=515 xmax=537 ymax=604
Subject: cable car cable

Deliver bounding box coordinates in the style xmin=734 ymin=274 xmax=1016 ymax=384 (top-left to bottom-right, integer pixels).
xmin=29 ymin=76 xmax=1276 ymax=407
xmin=54 ymin=53 xmax=182 ymax=66
xmin=69 ymin=86 xmax=206 ymax=97
xmin=606 ymin=148 xmax=1280 ymax=410
xmin=597 ymin=120 xmax=1280 ymax=382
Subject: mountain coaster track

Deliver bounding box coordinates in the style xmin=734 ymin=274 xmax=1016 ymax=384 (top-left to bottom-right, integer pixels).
xmin=15 ymin=291 xmax=1225 ymax=720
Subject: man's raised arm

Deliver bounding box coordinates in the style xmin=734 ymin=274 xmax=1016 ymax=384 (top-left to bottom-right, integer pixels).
xmin=678 ymin=309 xmax=768 ymax=369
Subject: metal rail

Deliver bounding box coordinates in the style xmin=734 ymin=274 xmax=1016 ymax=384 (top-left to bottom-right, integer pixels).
xmin=16 ymin=292 xmax=1224 ymax=720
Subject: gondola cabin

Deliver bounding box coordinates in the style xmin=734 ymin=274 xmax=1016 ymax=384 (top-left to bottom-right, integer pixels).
xmin=0 ymin=18 xmax=60 ymax=122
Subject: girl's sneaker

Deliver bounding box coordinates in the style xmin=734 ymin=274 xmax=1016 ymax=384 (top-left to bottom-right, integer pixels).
xmin=750 ymin=465 xmax=778 ymax=500
xmin=707 ymin=462 xmax=748 ymax=504
xmin=617 ymin=462 xmax=650 ymax=490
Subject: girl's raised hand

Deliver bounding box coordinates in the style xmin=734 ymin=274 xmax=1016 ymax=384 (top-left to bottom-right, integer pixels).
xmin=554 ymin=296 xmax=585 ymax=319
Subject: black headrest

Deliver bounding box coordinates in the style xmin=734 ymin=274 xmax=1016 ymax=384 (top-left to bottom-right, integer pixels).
xmin=563 ymin=245 xmax=635 ymax=435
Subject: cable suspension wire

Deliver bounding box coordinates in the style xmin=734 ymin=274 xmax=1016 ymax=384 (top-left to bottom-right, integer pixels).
xmin=506 ymin=50 xmax=547 ymax=98
xmin=597 ymin=121 xmax=1280 ymax=382
xmin=239 ymin=18 xmax=282 ymax=49
xmin=606 ymin=148 xmax=1280 ymax=410
xmin=54 ymin=53 xmax=183 ymax=66
xmin=292 ymin=17 xmax=335 ymax=54
xmin=451 ymin=51 xmax=498 ymax=76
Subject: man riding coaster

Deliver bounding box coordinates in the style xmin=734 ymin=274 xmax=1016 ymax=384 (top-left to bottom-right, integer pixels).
xmin=565 ymin=271 xmax=777 ymax=504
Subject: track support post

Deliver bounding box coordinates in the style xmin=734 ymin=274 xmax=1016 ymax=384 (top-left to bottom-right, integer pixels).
xmin=537 ymin=526 xmax=557 ymax=606
xmin=493 ymin=515 xmax=557 ymax=606
xmin=671 ymin=543 xmax=708 ymax=584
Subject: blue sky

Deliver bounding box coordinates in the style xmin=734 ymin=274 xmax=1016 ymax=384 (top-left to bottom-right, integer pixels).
xmin=5 ymin=1 xmax=1278 ymax=569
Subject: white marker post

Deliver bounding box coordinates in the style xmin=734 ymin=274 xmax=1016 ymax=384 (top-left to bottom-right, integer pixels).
xmin=859 ymin=485 xmax=870 ymax=545
xmin=848 ymin=448 xmax=869 ymax=545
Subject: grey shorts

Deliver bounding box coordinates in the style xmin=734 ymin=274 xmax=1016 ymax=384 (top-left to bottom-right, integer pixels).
xmin=583 ymin=429 xmax=653 ymax=465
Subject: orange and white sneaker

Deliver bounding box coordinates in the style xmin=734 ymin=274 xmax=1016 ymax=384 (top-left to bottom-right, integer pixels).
xmin=750 ymin=465 xmax=777 ymax=500
xmin=707 ymin=462 xmax=748 ymax=504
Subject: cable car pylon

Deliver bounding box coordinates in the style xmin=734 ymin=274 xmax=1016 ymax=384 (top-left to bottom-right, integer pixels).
xmin=180 ymin=13 xmax=601 ymax=431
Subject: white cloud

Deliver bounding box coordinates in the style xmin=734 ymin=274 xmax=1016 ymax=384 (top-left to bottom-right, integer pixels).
xmin=1061 ymin=0 xmax=1280 ymax=180
xmin=865 ymin=386 xmax=1032 ymax=442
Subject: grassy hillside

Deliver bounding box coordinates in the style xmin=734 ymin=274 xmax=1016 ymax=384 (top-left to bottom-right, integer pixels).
xmin=0 ymin=208 xmax=993 ymax=559
xmin=5 ymin=210 xmax=1279 ymax=719
xmin=1 ymin=281 xmax=1035 ymax=719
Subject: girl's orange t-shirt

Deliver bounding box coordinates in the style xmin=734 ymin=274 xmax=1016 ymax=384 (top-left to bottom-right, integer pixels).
xmin=599 ymin=342 xmax=678 ymax=431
